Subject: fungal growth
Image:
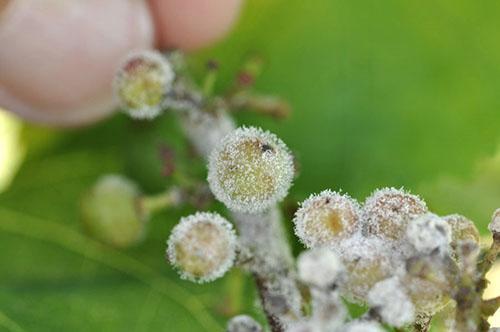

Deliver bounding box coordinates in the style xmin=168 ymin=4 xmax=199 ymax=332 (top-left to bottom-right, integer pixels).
xmin=167 ymin=212 xmax=237 ymax=283
xmin=207 ymin=126 xmax=294 ymax=213
xmin=114 ymin=50 xmax=174 ymax=119
xmin=85 ymin=50 xmax=500 ymax=332
xmin=406 ymin=213 xmax=452 ymax=255
xmin=226 ymin=315 xmax=263 ymax=332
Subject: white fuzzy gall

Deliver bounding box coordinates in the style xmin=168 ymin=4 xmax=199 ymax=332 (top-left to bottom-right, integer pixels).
xmin=226 ymin=315 xmax=262 ymax=332
xmin=207 ymin=126 xmax=294 ymax=213
xmin=406 ymin=213 xmax=451 ymax=255
xmin=489 ymin=208 xmax=500 ymax=234
xmin=363 ymin=187 xmax=428 ymax=240
xmin=294 ymin=190 xmax=361 ymax=248
xmin=367 ymin=276 xmax=415 ymax=327
xmin=114 ymin=50 xmax=174 ymax=119
xmin=167 ymin=212 xmax=237 ymax=283
xmin=297 ymin=247 xmax=343 ymax=289
xmin=342 ymin=320 xmax=385 ymax=332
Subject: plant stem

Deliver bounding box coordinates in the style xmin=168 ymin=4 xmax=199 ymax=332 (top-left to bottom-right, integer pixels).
xmin=175 ymin=92 xmax=301 ymax=330
xmin=138 ymin=187 xmax=181 ymax=216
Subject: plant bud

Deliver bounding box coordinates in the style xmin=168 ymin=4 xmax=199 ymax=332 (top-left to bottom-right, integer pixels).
xmin=167 ymin=212 xmax=237 ymax=283
xmin=367 ymin=277 xmax=415 ymax=327
xmin=80 ymin=174 xmax=145 ymax=248
xmin=294 ymin=190 xmax=361 ymax=248
xmin=297 ymin=247 xmax=343 ymax=289
xmin=114 ymin=50 xmax=174 ymax=119
xmin=207 ymin=126 xmax=294 ymax=213
xmin=406 ymin=213 xmax=451 ymax=255
xmin=363 ymin=187 xmax=428 ymax=240
xmin=226 ymin=315 xmax=262 ymax=332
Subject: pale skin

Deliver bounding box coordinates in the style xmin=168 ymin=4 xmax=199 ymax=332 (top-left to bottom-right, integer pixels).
xmin=0 ymin=0 xmax=242 ymax=126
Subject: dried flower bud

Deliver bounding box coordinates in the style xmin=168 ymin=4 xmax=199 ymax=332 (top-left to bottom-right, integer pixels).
xmin=367 ymin=277 xmax=415 ymax=327
xmin=363 ymin=187 xmax=428 ymax=240
xmin=342 ymin=321 xmax=384 ymax=332
xmin=226 ymin=315 xmax=262 ymax=332
xmin=489 ymin=208 xmax=500 ymax=235
xmin=294 ymin=190 xmax=361 ymax=248
xmin=80 ymin=174 xmax=145 ymax=248
xmin=114 ymin=50 xmax=174 ymax=119
xmin=406 ymin=213 xmax=451 ymax=255
xmin=167 ymin=212 xmax=236 ymax=283
xmin=208 ymin=126 xmax=294 ymax=213
xmin=297 ymin=247 xmax=343 ymax=289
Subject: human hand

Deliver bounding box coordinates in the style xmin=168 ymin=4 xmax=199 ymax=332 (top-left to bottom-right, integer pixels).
xmin=0 ymin=0 xmax=242 ymax=126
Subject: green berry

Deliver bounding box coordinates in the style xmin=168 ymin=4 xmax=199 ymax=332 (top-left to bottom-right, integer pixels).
xmin=80 ymin=174 xmax=145 ymax=248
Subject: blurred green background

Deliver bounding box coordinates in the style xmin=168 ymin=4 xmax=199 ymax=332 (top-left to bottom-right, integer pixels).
xmin=1 ymin=0 xmax=500 ymax=330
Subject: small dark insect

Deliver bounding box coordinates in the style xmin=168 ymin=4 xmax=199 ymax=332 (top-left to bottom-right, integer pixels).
xmin=261 ymin=143 xmax=274 ymax=153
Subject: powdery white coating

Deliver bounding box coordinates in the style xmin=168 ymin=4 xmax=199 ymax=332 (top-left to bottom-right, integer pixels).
xmin=181 ymin=107 xmax=235 ymax=158
xmin=226 ymin=315 xmax=262 ymax=332
xmin=342 ymin=320 xmax=385 ymax=332
xmin=167 ymin=212 xmax=237 ymax=283
xmin=406 ymin=213 xmax=452 ymax=255
xmin=297 ymin=247 xmax=343 ymax=289
xmin=286 ymin=320 xmax=318 ymax=332
xmin=114 ymin=50 xmax=174 ymax=119
xmin=294 ymin=190 xmax=361 ymax=248
xmin=367 ymin=276 xmax=415 ymax=327
xmin=310 ymin=289 xmax=347 ymax=331
xmin=489 ymin=208 xmax=500 ymax=234
xmin=362 ymin=187 xmax=428 ymax=240
xmin=208 ymin=126 xmax=294 ymax=213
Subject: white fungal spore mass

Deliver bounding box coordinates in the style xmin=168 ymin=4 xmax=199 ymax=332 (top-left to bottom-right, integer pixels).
xmin=293 ymin=190 xmax=361 ymax=248
xmin=367 ymin=276 xmax=415 ymax=327
xmin=226 ymin=315 xmax=262 ymax=332
xmin=167 ymin=212 xmax=237 ymax=283
xmin=406 ymin=213 xmax=451 ymax=255
xmin=114 ymin=50 xmax=174 ymax=119
xmin=342 ymin=320 xmax=385 ymax=332
xmin=207 ymin=126 xmax=294 ymax=213
xmin=297 ymin=247 xmax=343 ymax=289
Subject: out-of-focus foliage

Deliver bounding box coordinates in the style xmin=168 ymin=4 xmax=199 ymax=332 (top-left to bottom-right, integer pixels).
xmin=2 ymin=0 xmax=500 ymax=330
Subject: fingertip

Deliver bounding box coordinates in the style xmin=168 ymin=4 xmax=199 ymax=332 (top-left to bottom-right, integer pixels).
xmin=0 ymin=0 xmax=155 ymax=126
xmin=148 ymin=0 xmax=242 ymax=51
